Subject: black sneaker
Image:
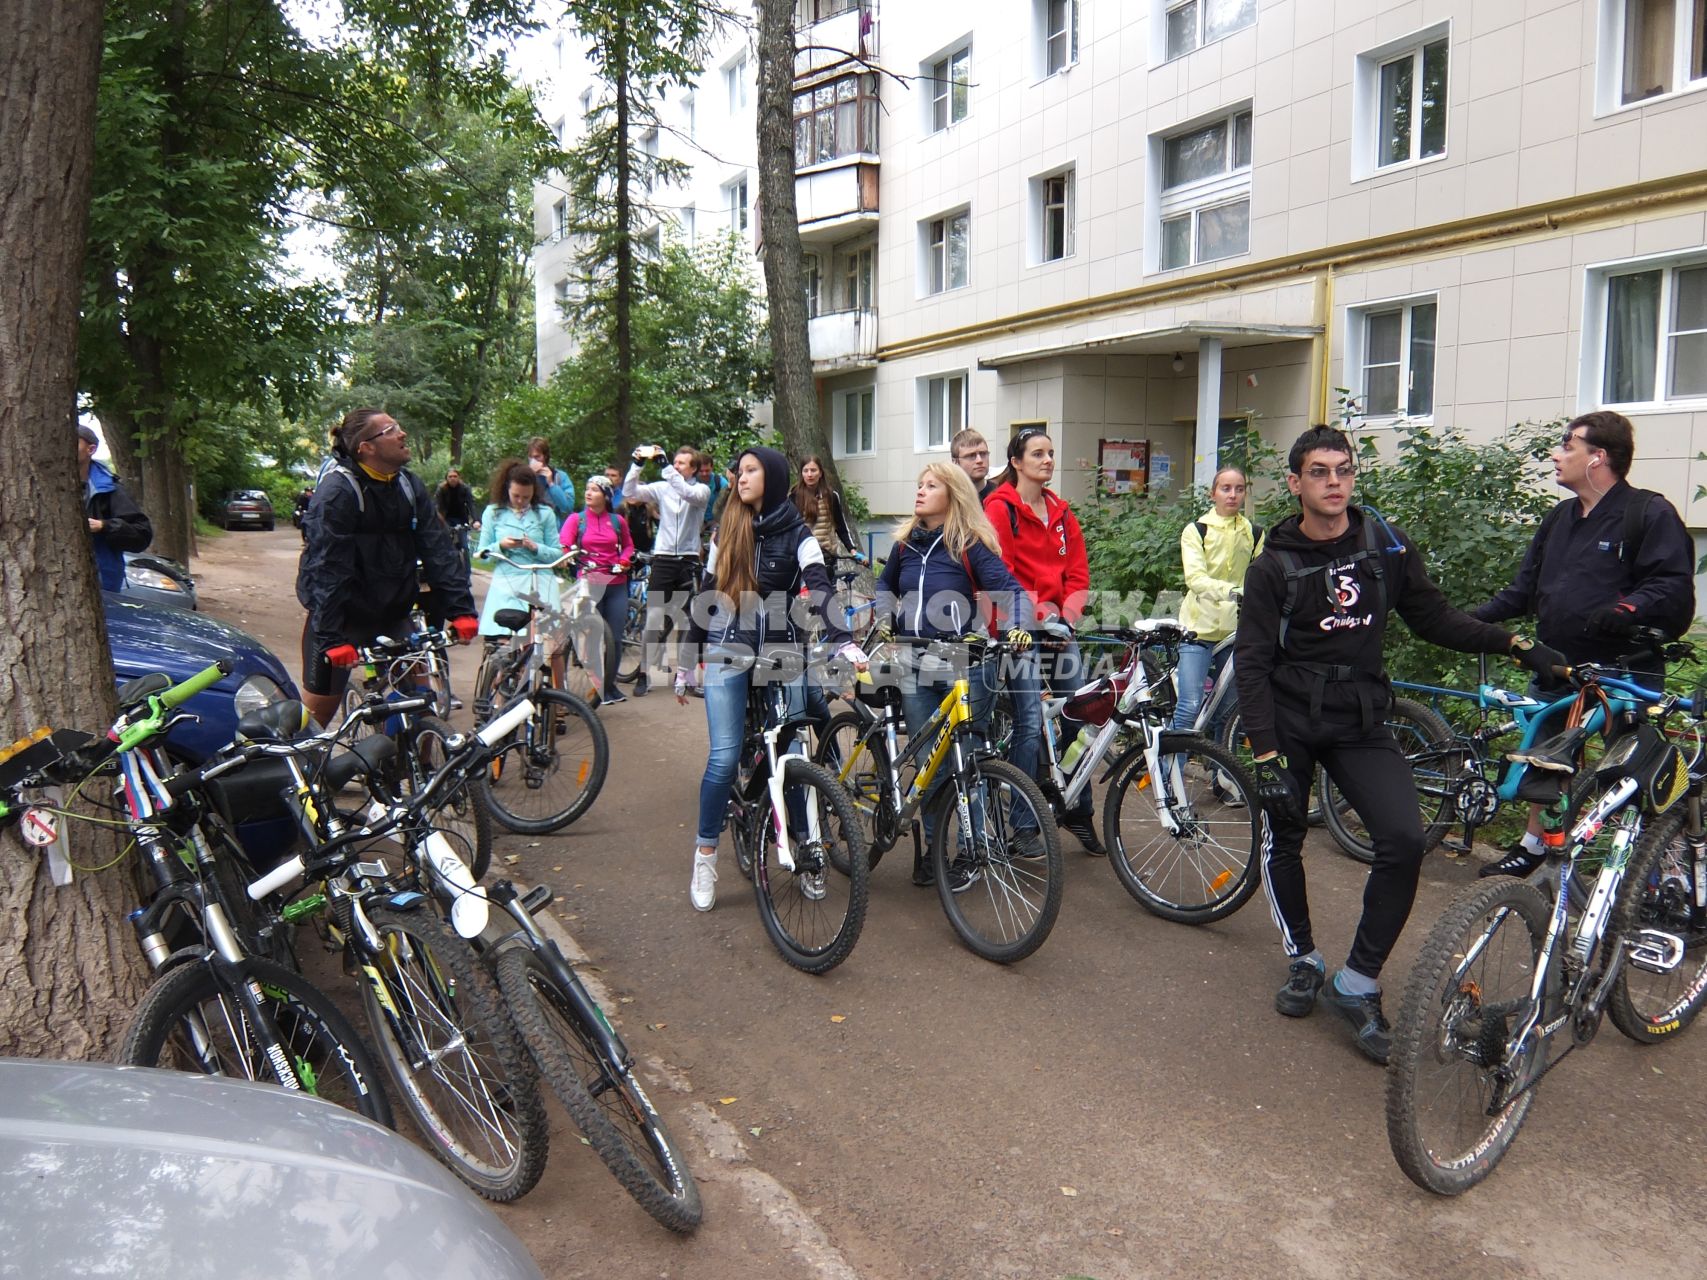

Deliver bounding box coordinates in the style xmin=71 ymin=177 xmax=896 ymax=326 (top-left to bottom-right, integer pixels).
xmin=947 ymin=857 xmax=982 ymax=894
xmin=1062 ymin=813 xmax=1105 ymax=856
xmin=1009 ymin=830 xmax=1047 ymax=860
xmin=1274 ymin=958 xmax=1325 ymax=1017
xmin=602 ymin=689 xmax=628 ymax=705
xmin=633 ymin=673 xmax=649 ymax=698
xmin=1477 ymin=842 xmax=1546 ymax=879
xmin=1323 ymin=976 xmax=1392 ymax=1064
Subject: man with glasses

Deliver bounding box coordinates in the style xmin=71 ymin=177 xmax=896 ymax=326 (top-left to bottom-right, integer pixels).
xmin=951 ymin=428 xmax=996 ymax=501
xmin=1234 ymin=425 xmax=1563 ymax=1064
xmin=1470 ymin=409 xmax=1695 ymax=878
xmin=296 ymin=408 xmax=477 ymax=727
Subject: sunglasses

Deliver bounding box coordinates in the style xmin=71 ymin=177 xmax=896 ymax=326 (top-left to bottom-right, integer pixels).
xmin=1301 ymin=464 xmax=1355 ymax=482
xmin=362 ymin=422 xmax=404 ymax=444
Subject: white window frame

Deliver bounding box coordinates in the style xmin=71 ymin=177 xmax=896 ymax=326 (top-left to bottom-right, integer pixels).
xmin=919 ymin=207 xmax=971 ymax=296
xmin=924 ymin=40 xmax=972 ymax=134
xmin=1036 ymin=0 xmax=1079 ymax=79
xmin=684 ymin=91 xmax=696 ymax=139
xmin=725 ymin=175 xmax=750 ymax=234
xmin=1031 ymin=166 xmax=1076 ymax=265
xmin=1596 ymin=0 xmax=1707 ymax=115
xmin=1351 ymin=23 xmax=1451 ymax=182
xmin=1344 ymin=294 xmax=1440 ymax=423
xmin=551 ymin=197 xmax=569 ymax=242
xmin=803 ymin=252 xmax=822 ymax=319
xmin=1581 ymin=250 xmax=1707 ymax=411
xmin=1149 ymin=105 xmax=1253 ymax=273
xmin=915 ymin=372 xmax=968 ymax=452
xmin=1157 ymin=0 xmax=1258 ymax=64
xmin=551 ymin=116 xmax=567 ymax=148
xmin=724 ymin=54 xmax=749 ymax=113
xmin=834 ymin=385 xmax=877 ymax=458
xmin=842 ymin=242 xmax=875 ymax=311
xmin=681 ymin=205 xmax=696 ymax=244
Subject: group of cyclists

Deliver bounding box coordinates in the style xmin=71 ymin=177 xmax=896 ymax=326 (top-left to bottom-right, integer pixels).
xmin=296 ymin=402 xmax=1695 ymax=1066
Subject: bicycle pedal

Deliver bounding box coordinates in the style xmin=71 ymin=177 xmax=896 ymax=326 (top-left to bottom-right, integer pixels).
xmin=1440 ymin=837 xmax=1471 ymax=855
xmin=1628 ymin=929 xmax=1685 ymax=974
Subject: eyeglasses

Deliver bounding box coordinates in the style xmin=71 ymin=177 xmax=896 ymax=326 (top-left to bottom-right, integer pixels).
xmin=1301 ymin=464 xmax=1356 ymax=482
xmin=1560 ymin=430 xmax=1589 ymax=449
xmin=363 ymin=422 xmax=404 ymax=444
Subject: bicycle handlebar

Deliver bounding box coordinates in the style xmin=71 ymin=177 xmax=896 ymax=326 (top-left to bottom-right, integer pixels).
xmin=484 ymin=550 xmax=580 ymax=573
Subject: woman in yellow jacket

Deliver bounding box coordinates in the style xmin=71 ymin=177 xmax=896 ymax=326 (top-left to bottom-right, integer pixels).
xmin=1171 ymin=466 xmax=1262 ymax=735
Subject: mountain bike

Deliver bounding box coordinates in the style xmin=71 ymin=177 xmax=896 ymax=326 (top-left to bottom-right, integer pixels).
xmin=1385 ymin=667 xmax=1704 ymax=1194
xmin=828 ymin=553 xmax=876 ymax=635
xmin=616 ymin=550 xmax=652 ymax=683
xmin=814 ymin=635 xmax=1063 ymax=963
xmin=723 ymin=647 xmax=869 ymax=974
xmin=474 ymin=551 xmax=609 ymax=832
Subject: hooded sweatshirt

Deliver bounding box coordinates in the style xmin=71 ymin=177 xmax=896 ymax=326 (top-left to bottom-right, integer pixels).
xmin=983 ymin=481 xmax=1090 ymax=624
xmin=84 ymin=460 xmax=153 ymax=592
xmin=689 ymin=446 xmax=849 ymax=655
xmin=877 ymin=523 xmax=1034 ymax=640
xmin=1233 ymin=508 xmax=1514 ymax=758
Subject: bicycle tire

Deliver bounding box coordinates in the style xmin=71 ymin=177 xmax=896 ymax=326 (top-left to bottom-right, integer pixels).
xmin=119 ymin=956 xmax=394 ymax=1128
xmin=478 ymin=687 xmax=609 ymax=834
xmin=495 ymin=948 xmax=702 ymax=1233
xmin=752 ymin=757 xmax=869 ymax=974
xmin=1217 ymin=708 xmax=1324 ymax=827
xmin=1606 ymin=805 xmax=1707 ymax=1043
xmin=360 ymin=906 xmax=548 ymax=1201
xmin=930 ymin=756 xmax=1063 ymax=964
xmin=397 ymin=715 xmax=495 ymax=880
xmin=1319 ymin=698 xmax=1458 ymax=865
xmin=616 ymin=592 xmax=646 ymax=682
xmin=1562 ymin=766 xmax=1641 ymax=913
xmin=1101 ymin=737 xmax=1261 ymax=924
xmin=812 ymin=709 xmax=894 ymax=868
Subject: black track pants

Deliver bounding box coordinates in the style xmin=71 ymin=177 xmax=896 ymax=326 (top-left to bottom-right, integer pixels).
xmin=643 ymin=554 xmax=701 ymax=672
xmin=1257 ymin=699 xmax=1426 ymax=981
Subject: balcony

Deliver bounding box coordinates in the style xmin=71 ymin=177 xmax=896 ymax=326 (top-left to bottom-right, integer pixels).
xmin=796 ymin=161 xmax=879 ymax=244
xmin=809 ymin=308 xmax=878 ymax=371
xmin=794 ymin=2 xmax=875 ymax=79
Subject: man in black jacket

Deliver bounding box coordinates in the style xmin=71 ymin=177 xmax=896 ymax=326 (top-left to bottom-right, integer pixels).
xmin=296 ymin=409 xmax=477 ymax=726
xmin=78 ymin=424 xmax=152 ymax=591
xmin=1234 ymin=426 xmax=1564 ymax=1064
xmin=1471 ymin=410 xmax=1696 ymax=878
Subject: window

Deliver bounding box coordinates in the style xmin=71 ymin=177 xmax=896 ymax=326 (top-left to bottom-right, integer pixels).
xmin=579 ymin=87 xmax=594 ymax=118
xmin=1598 ymin=260 xmax=1707 ymax=404
xmin=922 ymin=210 xmax=970 ymax=294
xmin=1155 ymin=109 xmax=1252 ymax=270
xmin=553 ymin=278 xmax=571 ymax=309
xmin=1041 ymin=0 xmax=1079 ymax=75
xmin=551 ymin=116 xmax=567 ymax=148
xmin=1351 ymin=298 xmax=1438 ymax=418
xmin=1617 ymin=0 xmax=1707 ymax=104
xmin=838 ymin=387 xmax=876 ymax=456
xmin=793 ymin=75 xmax=880 ymax=167
xmin=843 ymin=244 xmax=874 ymax=310
xmin=797 ymin=0 xmax=863 ymax=22
xmin=929 ymin=44 xmax=971 ymax=132
xmin=1164 ymin=0 xmax=1257 ymax=61
xmin=1375 ymin=38 xmax=1449 ymax=168
xmin=919 ymin=374 xmax=968 ymax=450
xmin=1038 ymin=169 xmax=1075 ymax=262
xmin=726 ymin=177 xmax=749 ymax=233
xmin=684 ymin=92 xmax=696 ymax=139
xmin=551 ymin=197 xmax=569 ymax=242
xmin=804 ymin=253 xmax=822 ymax=318
xmin=725 ymin=55 xmax=749 ymax=112
xmin=682 ymin=205 xmax=696 ymax=244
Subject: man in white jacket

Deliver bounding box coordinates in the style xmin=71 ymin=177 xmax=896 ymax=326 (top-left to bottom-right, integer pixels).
xmin=622 ymin=445 xmax=710 ymax=697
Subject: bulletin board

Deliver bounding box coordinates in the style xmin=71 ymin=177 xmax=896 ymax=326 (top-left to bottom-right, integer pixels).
xmin=1098 ymin=438 xmax=1150 ymax=496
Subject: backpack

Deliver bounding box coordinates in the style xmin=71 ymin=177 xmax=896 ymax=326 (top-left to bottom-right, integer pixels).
xmin=320 ymin=463 xmax=427 ymax=528
xmin=1269 ymin=506 xmax=1404 ymax=652
xmin=1193 ymin=519 xmax=1263 ymax=553
xmin=567 ymin=509 xmax=627 ymax=572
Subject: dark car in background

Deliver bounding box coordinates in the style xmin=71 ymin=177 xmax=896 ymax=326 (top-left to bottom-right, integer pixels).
xmin=120 ymin=551 xmax=197 ymax=610
xmin=221 ymin=488 xmax=275 ymax=530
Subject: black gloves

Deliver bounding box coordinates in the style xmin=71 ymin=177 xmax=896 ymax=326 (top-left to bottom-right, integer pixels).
xmin=1588 ymin=601 xmax=1639 ymax=638
xmin=1252 ymin=757 xmax=1304 ymax=825
xmin=1509 ymin=636 xmax=1569 ymax=681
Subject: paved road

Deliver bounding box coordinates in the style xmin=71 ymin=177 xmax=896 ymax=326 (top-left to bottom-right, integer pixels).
xmin=196 ymin=529 xmax=1706 ymax=1280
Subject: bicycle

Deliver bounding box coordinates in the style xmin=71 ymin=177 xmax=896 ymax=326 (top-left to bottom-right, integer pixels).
xmin=814 ymin=635 xmax=1064 ymax=963
xmin=1385 ymin=664 xmax=1704 ymax=1194
xmin=471 ymin=552 xmax=609 ymax=834
xmin=722 ymin=647 xmax=870 ymax=974
xmin=616 ymin=550 xmax=652 ymax=683
xmin=827 ymin=553 xmax=876 ymax=635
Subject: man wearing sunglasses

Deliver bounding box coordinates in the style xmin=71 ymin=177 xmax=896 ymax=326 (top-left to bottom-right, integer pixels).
xmin=1234 ymin=425 xmax=1563 ymax=1065
xmin=296 ymin=408 xmax=477 ymax=726
xmin=1469 ymin=410 xmax=1695 ymax=878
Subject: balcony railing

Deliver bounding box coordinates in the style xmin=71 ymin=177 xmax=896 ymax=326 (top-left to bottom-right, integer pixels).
xmin=794 ymin=2 xmax=875 ymax=78
xmin=796 ymin=162 xmax=878 ymax=242
xmin=809 ymin=308 xmax=878 ymax=369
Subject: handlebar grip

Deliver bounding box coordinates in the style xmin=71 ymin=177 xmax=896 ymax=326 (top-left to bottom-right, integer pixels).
xmin=478 ymin=697 xmax=536 ymax=745
xmin=160 ymin=660 xmax=233 ymax=709
xmin=247 ymin=855 xmax=305 ymax=901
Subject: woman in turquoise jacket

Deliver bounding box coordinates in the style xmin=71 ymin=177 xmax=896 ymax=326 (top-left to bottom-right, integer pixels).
xmin=1171 ymin=465 xmax=1261 ymax=735
xmin=477 ymin=459 xmax=565 ymax=636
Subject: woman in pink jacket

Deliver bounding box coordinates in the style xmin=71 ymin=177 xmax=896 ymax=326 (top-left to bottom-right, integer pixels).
xmin=560 ymin=476 xmax=636 ymax=705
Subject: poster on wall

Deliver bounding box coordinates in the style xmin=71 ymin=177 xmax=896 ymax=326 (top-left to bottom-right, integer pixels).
xmin=1098 ymin=439 xmax=1149 ymax=496
xmin=1151 ymin=452 xmax=1171 ymax=487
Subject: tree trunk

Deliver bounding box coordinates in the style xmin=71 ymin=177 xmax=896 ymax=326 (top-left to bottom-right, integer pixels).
xmin=0 ymin=0 xmax=152 ymax=1058
xmin=756 ymin=0 xmax=837 ymax=488
xmin=141 ymin=443 xmax=194 ymax=564
xmin=613 ymin=37 xmax=635 ymax=464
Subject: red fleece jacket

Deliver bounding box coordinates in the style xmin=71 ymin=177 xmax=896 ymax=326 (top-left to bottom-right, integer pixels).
xmin=984 ymin=482 xmax=1091 ymax=624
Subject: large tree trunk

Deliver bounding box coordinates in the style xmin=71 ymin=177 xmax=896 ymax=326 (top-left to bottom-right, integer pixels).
xmin=0 ymin=0 xmax=151 ymax=1058
xmin=756 ymin=0 xmax=837 ymax=488
xmin=141 ymin=443 xmax=194 ymax=564
xmin=613 ymin=38 xmax=635 ymax=464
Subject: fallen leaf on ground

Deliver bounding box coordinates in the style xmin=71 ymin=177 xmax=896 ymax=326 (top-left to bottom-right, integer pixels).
xmin=503 ymin=855 xmax=521 ymax=865
xmin=648 ymin=1022 xmax=667 ymax=1031
xmin=1060 ymin=1186 xmax=1078 ymax=1197
xmin=829 ymin=1014 xmax=846 ymax=1023
xmin=618 ymin=996 xmax=634 ymax=1004
xmin=718 ymin=1097 xmax=738 ymax=1105
xmin=749 ymin=1126 xmax=762 ymax=1138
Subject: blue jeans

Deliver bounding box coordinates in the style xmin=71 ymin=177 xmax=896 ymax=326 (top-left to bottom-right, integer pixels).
xmin=1170 ymin=640 xmax=1230 ymax=735
xmin=901 ymin=651 xmax=997 ymax=839
xmin=695 ymin=654 xmax=808 ymax=847
xmin=588 ymin=580 xmax=629 ymax=694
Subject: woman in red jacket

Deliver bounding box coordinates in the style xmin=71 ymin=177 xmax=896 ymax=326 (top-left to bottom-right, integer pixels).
xmin=983 ymin=425 xmax=1099 ymax=853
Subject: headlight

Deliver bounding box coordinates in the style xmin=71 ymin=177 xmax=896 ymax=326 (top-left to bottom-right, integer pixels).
xmin=126 ymin=565 xmax=182 ymax=592
xmin=233 ymin=675 xmax=287 ymax=718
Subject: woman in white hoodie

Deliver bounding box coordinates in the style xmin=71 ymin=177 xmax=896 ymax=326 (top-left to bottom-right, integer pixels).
xmin=1171 ymin=466 xmax=1262 ymax=735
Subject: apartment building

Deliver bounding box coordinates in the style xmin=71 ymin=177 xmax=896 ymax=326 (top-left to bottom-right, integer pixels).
xmin=799 ymin=0 xmax=1707 ymax=529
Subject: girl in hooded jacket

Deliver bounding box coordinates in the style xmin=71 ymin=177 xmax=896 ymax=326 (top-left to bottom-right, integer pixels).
xmin=1171 ymin=466 xmax=1262 ymax=736
xmin=678 ymin=446 xmax=867 ymax=912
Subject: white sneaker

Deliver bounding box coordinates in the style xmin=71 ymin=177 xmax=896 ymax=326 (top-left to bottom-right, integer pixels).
xmin=800 ymin=869 xmax=827 ymax=901
xmin=690 ymin=850 xmax=718 ymax=912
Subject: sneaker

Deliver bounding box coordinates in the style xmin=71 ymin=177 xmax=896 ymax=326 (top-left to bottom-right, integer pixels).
xmin=602 ymin=690 xmax=628 ymax=705
xmin=1062 ymin=813 xmax=1105 ymax=857
xmin=1274 ymin=957 xmax=1325 ymax=1017
xmin=1477 ymin=841 xmax=1546 ymax=879
xmin=947 ymin=857 xmax=982 ymax=894
xmin=800 ymin=869 xmax=828 ymax=901
xmin=688 ymin=685 xmax=705 ymax=700
xmin=633 ymin=673 xmax=649 ymax=698
xmin=1323 ymin=975 xmax=1392 ymax=1065
xmin=448 ymin=696 xmax=464 ymax=711
xmin=1211 ymin=771 xmax=1245 ymax=807
xmin=690 ymin=850 xmax=718 ymax=911
xmin=1009 ymin=830 xmax=1047 ymax=860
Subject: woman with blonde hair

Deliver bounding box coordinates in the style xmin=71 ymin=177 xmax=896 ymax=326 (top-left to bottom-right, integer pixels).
xmin=1172 ymin=465 xmax=1261 ymax=737
xmin=874 ymin=463 xmax=1035 ymax=886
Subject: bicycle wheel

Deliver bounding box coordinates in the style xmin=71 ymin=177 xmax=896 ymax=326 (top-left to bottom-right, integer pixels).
xmin=1563 ymin=767 xmax=1642 ymax=912
xmin=479 ymin=687 xmax=609 ymax=834
xmin=1385 ymin=877 xmax=1551 ymax=1195
xmin=1101 ymin=738 xmax=1261 ymax=924
xmin=360 ymin=907 xmax=548 ymax=1201
xmin=930 ymin=756 xmax=1064 ymax=964
xmin=812 ymin=709 xmax=893 ymax=868
xmin=1218 ymin=708 xmax=1324 ymax=826
xmin=119 ymin=956 xmax=393 ymax=1128
xmin=616 ymin=592 xmax=646 ymax=682
xmin=495 ymin=948 xmax=702 ymax=1233
xmin=752 ymin=757 xmax=869 ymax=974
xmin=399 ymin=715 xmax=495 ymax=880
xmin=1319 ymin=698 xmax=1458 ymax=864
xmin=1607 ymin=806 xmax=1707 ymax=1043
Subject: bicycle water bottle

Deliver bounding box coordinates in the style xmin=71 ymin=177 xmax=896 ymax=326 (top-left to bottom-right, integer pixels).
xmin=1060 ymin=725 xmax=1096 ymax=771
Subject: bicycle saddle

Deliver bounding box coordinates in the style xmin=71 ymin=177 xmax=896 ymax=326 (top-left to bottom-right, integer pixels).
xmin=116 ymin=671 xmax=173 ymax=708
xmin=1505 ymin=724 xmax=1591 ymax=775
xmin=494 ymin=607 xmax=531 ymax=632
xmin=235 ymin=700 xmax=313 ymax=744
xmin=324 ymin=734 xmax=397 ymax=790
